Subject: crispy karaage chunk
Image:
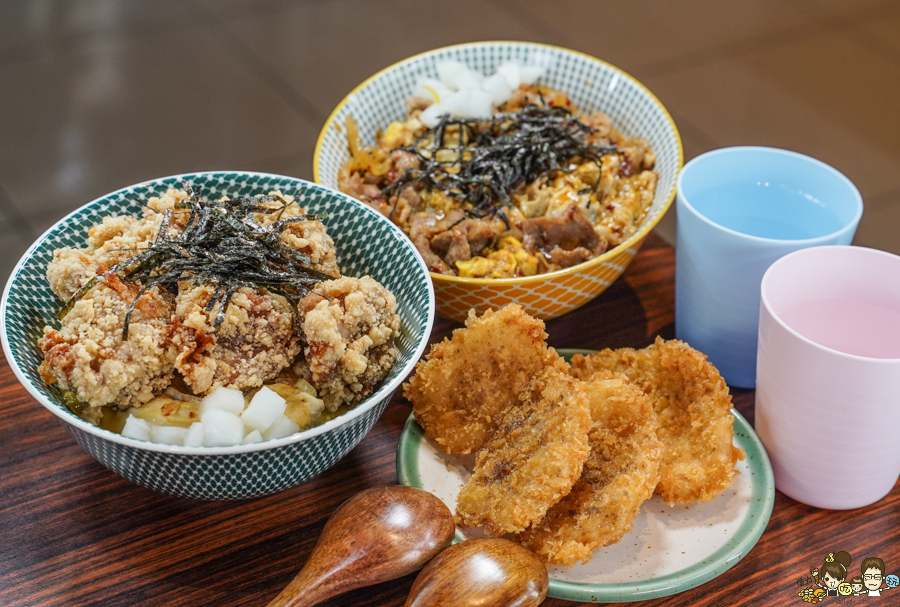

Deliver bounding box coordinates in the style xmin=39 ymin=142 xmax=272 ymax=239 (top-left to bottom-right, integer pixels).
xmin=455 ymin=366 xmax=592 ymax=535
xmin=518 ymin=372 xmax=662 ymax=565
xmin=404 ymin=304 xmax=567 ymax=455
xmin=252 ymin=192 xmax=341 ymax=279
xmin=46 ymin=247 xmax=101 ymax=303
xmin=45 ymin=189 xmax=189 ymax=301
xmin=172 ymin=285 xmax=301 ymax=395
xmin=38 ymin=275 xmax=178 ymax=416
xmin=295 ymin=276 xmax=400 ymax=411
xmin=569 ymin=337 xmax=744 ymax=505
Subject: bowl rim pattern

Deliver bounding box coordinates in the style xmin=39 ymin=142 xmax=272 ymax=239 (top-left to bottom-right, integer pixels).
xmin=313 ymin=40 xmax=683 ymax=285
xmin=1 ymin=170 xmax=435 ymax=456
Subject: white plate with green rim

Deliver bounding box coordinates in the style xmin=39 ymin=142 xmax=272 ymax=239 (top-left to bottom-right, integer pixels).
xmin=396 ymin=348 xmax=774 ymax=603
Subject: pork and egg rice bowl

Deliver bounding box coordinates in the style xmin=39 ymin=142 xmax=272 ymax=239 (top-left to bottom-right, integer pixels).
xmin=37 ymin=184 xmax=400 ymax=447
xmin=338 ymin=60 xmax=658 ymax=279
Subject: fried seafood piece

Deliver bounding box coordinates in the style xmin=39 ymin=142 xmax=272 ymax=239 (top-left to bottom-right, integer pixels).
xmin=455 ymin=367 xmax=592 ymax=535
xmin=296 ymin=276 xmax=400 ymax=411
xmin=569 ymin=337 xmax=745 ymax=505
xmin=38 ymin=275 xmax=178 ymax=416
xmin=172 ymin=285 xmax=301 ymax=395
xmin=518 ymin=372 xmax=662 ymax=565
xmin=403 ymin=304 xmax=568 ymax=455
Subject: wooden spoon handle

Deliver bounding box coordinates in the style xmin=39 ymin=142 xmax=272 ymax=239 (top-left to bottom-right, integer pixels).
xmin=266 ymin=569 xmax=335 ymax=607
xmin=267 ymin=486 xmax=456 ymax=607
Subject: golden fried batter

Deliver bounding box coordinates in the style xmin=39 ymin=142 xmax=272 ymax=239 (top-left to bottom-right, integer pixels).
xmin=518 ymin=372 xmax=662 ymax=565
xmin=172 ymin=285 xmax=301 ymax=395
xmin=455 ymin=366 xmax=592 ymax=536
xmin=46 ymin=189 xmax=189 ymax=301
xmin=296 ymin=276 xmax=400 ymax=411
xmin=38 ymin=276 xmax=178 ymax=414
xmin=404 ymin=304 xmax=567 ymax=455
xmin=569 ymin=337 xmax=745 ymax=505
xmin=252 ymin=192 xmax=341 ymax=279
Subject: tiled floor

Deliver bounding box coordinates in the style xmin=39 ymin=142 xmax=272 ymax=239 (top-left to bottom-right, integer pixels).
xmin=1 ymin=0 xmax=898 ymax=282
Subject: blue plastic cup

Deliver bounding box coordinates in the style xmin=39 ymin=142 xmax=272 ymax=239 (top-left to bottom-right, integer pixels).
xmin=675 ymin=147 xmax=863 ymax=388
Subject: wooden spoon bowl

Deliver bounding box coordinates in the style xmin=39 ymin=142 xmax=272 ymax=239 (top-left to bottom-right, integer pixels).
xmin=267 ymin=485 xmax=456 ymax=607
xmin=404 ymin=538 xmax=549 ymax=607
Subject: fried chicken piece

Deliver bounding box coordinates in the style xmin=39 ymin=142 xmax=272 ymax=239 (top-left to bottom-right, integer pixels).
xmin=569 ymin=337 xmax=745 ymax=505
xmin=45 ymin=189 xmax=189 ymax=301
xmin=172 ymin=285 xmax=301 ymax=395
xmin=46 ymin=247 xmax=100 ymax=302
xmin=518 ymin=372 xmax=663 ymax=565
xmin=296 ymin=276 xmax=400 ymax=411
xmin=252 ymin=192 xmax=341 ymax=278
xmin=38 ymin=275 xmax=178 ymax=415
xmin=455 ymin=366 xmax=592 ymax=535
xmin=404 ymin=304 xmax=568 ymax=455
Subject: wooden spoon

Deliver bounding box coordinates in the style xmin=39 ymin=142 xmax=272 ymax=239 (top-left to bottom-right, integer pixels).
xmin=267 ymin=485 xmax=456 ymax=607
xmin=404 ymin=538 xmax=549 ymax=607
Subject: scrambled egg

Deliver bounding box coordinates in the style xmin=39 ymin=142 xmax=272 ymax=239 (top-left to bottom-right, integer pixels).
xmin=456 ymin=237 xmax=539 ymax=278
xmin=381 ymin=119 xmax=423 ymax=149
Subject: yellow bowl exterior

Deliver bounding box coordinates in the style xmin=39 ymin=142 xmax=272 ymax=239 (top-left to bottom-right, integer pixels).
xmin=432 ymin=238 xmax=644 ymax=321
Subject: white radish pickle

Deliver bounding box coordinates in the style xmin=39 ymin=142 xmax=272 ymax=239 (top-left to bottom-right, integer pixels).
xmin=241 ymin=429 xmax=264 ymax=445
xmin=198 ymin=386 xmax=245 ymax=418
xmin=184 ymin=422 xmax=205 ymax=447
xmin=262 ymin=416 xmax=302 ymax=441
xmin=202 ymin=409 xmax=244 ymax=447
xmin=242 ymin=386 xmax=288 ymax=433
xmin=150 ymin=425 xmax=189 ymax=446
xmin=416 ymin=60 xmax=544 ymax=128
xmin=122 ymin=415 xmax=151 ymax=442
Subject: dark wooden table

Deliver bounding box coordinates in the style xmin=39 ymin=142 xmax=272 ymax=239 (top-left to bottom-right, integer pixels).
xmin=2 ymin=233 xmax=898 ymax=607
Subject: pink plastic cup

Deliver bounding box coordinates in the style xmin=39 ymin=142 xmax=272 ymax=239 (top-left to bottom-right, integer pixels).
xmin=755 ymin=246 xmax=900 ymax=509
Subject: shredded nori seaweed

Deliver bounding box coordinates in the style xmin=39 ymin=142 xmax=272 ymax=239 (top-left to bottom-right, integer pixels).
xmin=381 ymin=104 xmax=616 ymax=221
xmin=57 ymin=182 xmax=330 ymax=340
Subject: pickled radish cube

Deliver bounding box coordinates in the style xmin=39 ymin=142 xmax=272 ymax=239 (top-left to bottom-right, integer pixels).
xmin=519 ymin=64 xmax=545 ymax=85
xmin=436 ymin=60 xmax=467 ymax=90
xmin=442 ymin=89 xmax=492 ymax=120
xmin=199 ymin=387 xmax=245 ymax=419
xmin=413 ymin=77 xmax=452 ymax=104
xmin=122 ymin=415 xmax=151 ymax=442
xmin=496 ymin=61 xmax=522 ymax=89
xmin=262 ymin=415 xmax=301 ymax=441
xmin=203 ymin=409 xmax=244 ymax=446
xmin=482 ymin=73 xmax=513 ymax=105
xmin=241 ymin=429 xmax=263 ymax=445
xmin=184 ymin=422 xmax=205 ymax=447
xmin=454 ymin=68 xmax=484 ymax=90
xmin=420 ymin=103 xmax=446 ymax=128
xmin=242 ymin=386 xmax=287 ymax=433
xmin=150 ymin=425 xmax=188 ymax=446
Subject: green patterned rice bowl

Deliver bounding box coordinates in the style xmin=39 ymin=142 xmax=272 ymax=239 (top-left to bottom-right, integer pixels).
xmin=1 ymin=172 xmax=435 ymax=500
